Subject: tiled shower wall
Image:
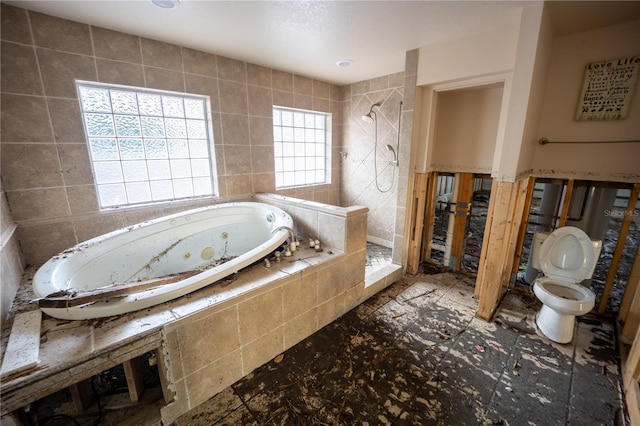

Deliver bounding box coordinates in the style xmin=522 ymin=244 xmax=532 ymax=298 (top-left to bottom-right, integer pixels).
xmin=341 ymin=74 xmax=405 ymax=247
xmin=0 ymin=3 xmax=344 ymax=268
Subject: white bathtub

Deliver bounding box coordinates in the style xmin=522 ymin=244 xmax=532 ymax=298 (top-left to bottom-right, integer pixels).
xmin=33 ymin=202 xmax=293 ymax=320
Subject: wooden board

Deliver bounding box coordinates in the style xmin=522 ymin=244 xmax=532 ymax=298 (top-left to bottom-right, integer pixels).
xmin=37 ymin=271 xmax=199 ymax=308
xmin=0 ymin=311 xmax=41 ymax=381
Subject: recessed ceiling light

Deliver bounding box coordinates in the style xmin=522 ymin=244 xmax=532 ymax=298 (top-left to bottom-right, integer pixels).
xmin=336 ymin=60 xmax=353 ymax=67
xmin=151 ymin=0 xmax=180 ymax=8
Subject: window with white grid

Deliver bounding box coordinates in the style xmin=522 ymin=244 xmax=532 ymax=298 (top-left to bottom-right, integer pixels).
xmin=273 ymin=107 xmax=331 ymax=189
xmin=77 ymin=81 xmax=216 ymax=209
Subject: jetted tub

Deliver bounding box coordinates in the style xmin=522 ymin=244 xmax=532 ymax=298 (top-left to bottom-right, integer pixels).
xmin=33 ymin=202 xmax=293 ymax=320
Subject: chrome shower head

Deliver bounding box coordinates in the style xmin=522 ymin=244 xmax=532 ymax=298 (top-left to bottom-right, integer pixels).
xmin=385 ymin=144 xmax=397 ymax=162
xmin=361 ymin=102 xmax=381 ymax=122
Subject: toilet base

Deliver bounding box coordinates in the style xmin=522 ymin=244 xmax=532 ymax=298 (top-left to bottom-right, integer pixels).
xmin=535 ymin=304 xmax=576 ymax=344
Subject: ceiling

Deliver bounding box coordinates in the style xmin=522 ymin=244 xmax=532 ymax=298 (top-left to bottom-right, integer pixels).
xmin=5 ymin=1 xmax=640 ymax=85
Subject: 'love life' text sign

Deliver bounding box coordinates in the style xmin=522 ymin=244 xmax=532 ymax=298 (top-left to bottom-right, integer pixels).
xmin=576 ymin=56 xmax=639 ymax=121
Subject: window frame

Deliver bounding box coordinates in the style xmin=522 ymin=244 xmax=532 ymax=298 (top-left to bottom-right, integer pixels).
xmin=272 ymin=106 xmax=332 ymax=190
xmin=76 ymin=80 xmax=217 ymax=210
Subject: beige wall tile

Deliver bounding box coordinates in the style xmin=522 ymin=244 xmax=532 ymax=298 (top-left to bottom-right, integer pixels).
xmin=185 ymin=349 xmax=243 ymax=409
xmin=294 ymin=94 xmax=313 ymax=110
xmin=29 ymin=11 xmax=92 ymax=55
xmin=57 ymin=143 xmax=93 ymax=186
xmin=252 ymin=172 xmax=275 ymax=194
xmin=177 ymin=306 xmax=240 ymax=376
xmin=73 ymin=213 xmax=123 ymax=242
xmin=220 ymin=114 xmax=250 ymax=146
xmin=37 ymin=48 xmax=96 ymax=98
xmin=293 ymin=75 xmax=312 ymax=96
xmin=1 ymin=94 xmax=53 ymax=143
xmin=47 ymin=98 xmax=85 ymax=143
xmin=317 ymin=261 xmax=346 ymax=303
xmin=247 ymin=85 xmax=272 ymax=117
xmin=318 ymin=213 xmax=345 ymax=251
xmin=370 ymin=75 xmax=389 ymax=91
xmin=141 ymin=38 xmax=182 ymax=71
xmin=92 ymin=26 xmax=141 ymax=63
xmin=290 ymin=206 xmax=318 ymax=241
xmin=247 ymin=64 xmax=271 ymax=87
xmin=284 ymin=308 xmax=317 ymax=350
xmin=238 ymin=287 xmax=283 ymax=344
xmin=317 ymin=294 xmax=346 ymax=329
xmin=97 ymin=59 xmax=145 ymax=87
xmin=218 ymin=80 xmax=248 ymax=114
xmin=283 ymin=276 xmax=317 ymax=321
xmin=1 ymin=4 xmax=32 ymax=44
xmin=272 ymin=70 xmax=293 ymax=92
xmin=144 ymin=67 xmax=185 ymax=92
xmin=344 ymin=249 xmax=366 ymax=288
xmin=389 ymin=72 xmax=404 ymax=88
xmin=66 ymin=185 xmax=99 ymax=215
xmin=249 ymin=116 xmax=273 ymax=146
xmin=1 ymin=42 xmax=42 ymax=95
xmin=185 ymin=74 xmax=219 ymax=110
xmin=1 ymin=143 xmax=63 ymax=189
xmin=182 ymin=48 xmax=217 ymax=77
xmin=313 ymin=97 xmax=331 ymax=114
xmin=313 ymin=80 xmax=332 ymax=100
xmin=224 ymin=145 xmax=251 ymax=175
xmin=250 ymin=146 xmax=274 ymax=174
xmin=346 ymin=212 xmax=368 ymax=252
xmin=217 ymin=57 xmax=246 ymax=83
xmin=16 ymin=221 xmax=76 ymax=265
xmin=225 ymin=173 xmax=252 ymax=195
xmin=241 ymin=326 xmax=284 ymax=375
xmin=7 ymin=187 xmax=69 ymax=221
xmin=273 ymin=89 xmax=294 ymax=108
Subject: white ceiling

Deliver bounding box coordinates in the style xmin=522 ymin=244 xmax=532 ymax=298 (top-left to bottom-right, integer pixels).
xmin=6 ymin=1 xmax=640 ymax=85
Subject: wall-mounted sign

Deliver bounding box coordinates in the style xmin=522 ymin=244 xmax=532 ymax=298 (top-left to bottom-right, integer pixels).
xmin=576 ymin=55 xmax=639 ymax=121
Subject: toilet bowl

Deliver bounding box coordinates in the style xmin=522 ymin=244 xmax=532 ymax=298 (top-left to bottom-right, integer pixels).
xmin=531 ymin=226 xmax=600 ymax=344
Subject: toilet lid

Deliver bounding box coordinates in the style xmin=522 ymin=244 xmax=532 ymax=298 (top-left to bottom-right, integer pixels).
xmin=538 ymin=226 xmax=595 ymax=283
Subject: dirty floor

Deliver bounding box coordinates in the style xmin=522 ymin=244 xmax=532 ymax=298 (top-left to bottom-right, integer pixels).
xmin=172 ymin=272 xmax=624 ymax=425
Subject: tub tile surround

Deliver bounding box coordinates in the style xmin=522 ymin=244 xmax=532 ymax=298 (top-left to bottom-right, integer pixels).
xmin=0 ymin=3 xmax=344 ymax=268
xmin=0 ymin=195 xmax=402 ymax=423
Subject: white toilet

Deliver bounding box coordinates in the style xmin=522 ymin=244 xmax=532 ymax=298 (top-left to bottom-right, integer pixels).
xmin=531 ymin=226 xmax=602 ymax=344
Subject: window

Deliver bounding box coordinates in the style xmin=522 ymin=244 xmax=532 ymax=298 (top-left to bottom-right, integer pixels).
xmin=77 ymin=81 xmax=216 ymax=209
xmin=273 ymin=106 xmax=331 ymax=189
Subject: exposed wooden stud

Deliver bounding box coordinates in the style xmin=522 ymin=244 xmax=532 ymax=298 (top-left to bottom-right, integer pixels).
xmin=475 ymin=178 xmax=498 ymax=299
xmin=557 ymin=179 xmax=574 ymax=228
xmin=69 ymin=379 xmax=93 ymax=413
xmin=449 ymin=173 xmax=474 ymax=271
xmin=511 ymin=177 xmax=536 ymax=276
xmin=503 ymin=178 xmax=531 ymax=288
xmin=620 ymin=244 xmax=640 ymax=329
xmin=476 ymin=180 xmax=515 ymax=316
xmin=407 ymin=172 xmax=429 ymax=275
xmin=621 ymin=276 xmax=640 ymax=345
xmin=624 ymin=325 xmax=640 ymax=424
xmin=123 ymin=358 xmax=145 ymax=402
xmin=598 ymin=182 xmax=640 ymax=314
xmin=421 ymin=171 xmax=438 ymax=263
xmin=476 ymin=179 xmax=530 ymax=320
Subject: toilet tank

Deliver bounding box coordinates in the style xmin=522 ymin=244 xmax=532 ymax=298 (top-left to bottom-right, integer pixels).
xmin=531 ymin=231 xmax=602 ymax=279
xmin=531 ymin=232 xmax=550 ymax=270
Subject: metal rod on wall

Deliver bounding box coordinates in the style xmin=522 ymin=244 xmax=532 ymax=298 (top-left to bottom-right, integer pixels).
xmin=538 ymin=137 xmax=640 ymax=145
